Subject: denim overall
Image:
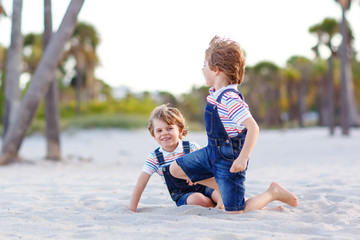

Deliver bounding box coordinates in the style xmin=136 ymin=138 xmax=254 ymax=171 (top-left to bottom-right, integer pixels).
xmin=155 ymin=141 xmax=213 ymax=206
xmin=205 ymin=88 xmax=248 ymax=211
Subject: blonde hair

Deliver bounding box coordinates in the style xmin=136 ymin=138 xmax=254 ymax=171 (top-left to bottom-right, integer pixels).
xmin=205 ymin=35 xmax=246 ymax=85
xmin=148 ymin=104 xmax=188 ymax=139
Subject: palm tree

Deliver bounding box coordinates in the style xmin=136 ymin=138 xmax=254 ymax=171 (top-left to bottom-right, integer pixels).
xmin=22 ymin=33 xmax=62 ymax=156
xmin=0 ymin=45 xmax=6 ymax=121
xmin=309 ymin=18 xmax=338 ymax=134
xmin=335 ymin=0 xmax=359 ymax=135
xmin=43 ymin=0 xmax=60 ymax=160
xmin=2 ymin=0 xmax=23 ymax=140
xmin=282 ymin=66 xmax=301 ymax=127
xmin=23 ymin=33 xmax=43 ymax=73
xmin=66 ymin=22 xmax=100 ymax=115
xmin=241 ymin=66 xmax=263 ymax=124
xmin=0 ymin=0 xmax=85 ymax=165
xmin=311 ymin=60 xmax=328 ymax=126
xmin=286 ymin=56 xmax=313 ymax=128
xmin=253 ymin=61 xmax=282 ymax=128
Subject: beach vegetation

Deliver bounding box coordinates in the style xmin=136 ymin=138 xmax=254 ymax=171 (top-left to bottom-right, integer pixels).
xmin=0 ymin=1 xmax=360 ymax=165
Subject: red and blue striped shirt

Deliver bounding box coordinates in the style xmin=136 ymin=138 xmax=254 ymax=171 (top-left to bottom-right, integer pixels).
xmin=207 ymin=85 xmax=251 ymax=138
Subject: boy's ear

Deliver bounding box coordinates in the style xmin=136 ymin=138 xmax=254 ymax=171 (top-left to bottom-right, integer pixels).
xmin=213 ymin=65 xmax=220 ymax=75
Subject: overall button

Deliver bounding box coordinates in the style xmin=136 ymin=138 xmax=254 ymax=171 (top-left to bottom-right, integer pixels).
xmin=226 ymin=139 xmax=230 ymax=144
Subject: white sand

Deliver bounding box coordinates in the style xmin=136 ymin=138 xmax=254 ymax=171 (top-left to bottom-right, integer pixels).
xmin=0 ymin=127 xmax=359 ymax=239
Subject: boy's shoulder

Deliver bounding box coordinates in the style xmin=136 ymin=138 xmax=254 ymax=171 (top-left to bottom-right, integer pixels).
xmin=224 ymin=90 xmax=240 ymax=97
xmin=209 ymin=86 xmax=243 ymax=103
xmin=146 ymin=149 xmax=158 ymax=160
xmin=221 ymin=91 xmax=243 ymax=104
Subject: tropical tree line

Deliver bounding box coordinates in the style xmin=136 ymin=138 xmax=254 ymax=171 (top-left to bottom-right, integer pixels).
xmin=2 ymin=17 xmax=359 ymax=130
xmin=0 ymin=0 xmax=359 ymax=165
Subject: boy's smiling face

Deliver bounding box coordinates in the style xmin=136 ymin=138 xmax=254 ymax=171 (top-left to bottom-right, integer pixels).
xmin=153 ymin=119 xmax=182 ymax=152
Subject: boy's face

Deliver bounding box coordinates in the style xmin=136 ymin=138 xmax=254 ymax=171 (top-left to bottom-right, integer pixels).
xmin=153 ymin=119 xmax=182 ymax=152
xmin=202 ymin=60 xmax=216 ymax=87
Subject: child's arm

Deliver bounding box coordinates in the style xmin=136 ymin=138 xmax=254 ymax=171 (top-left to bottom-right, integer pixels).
xmin=230 ymin=116 xmax=259 ymax=173
xmin=128 ymin=172 xmax=151 ymax=212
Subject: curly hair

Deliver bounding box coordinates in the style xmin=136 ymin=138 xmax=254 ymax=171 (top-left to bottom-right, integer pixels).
xmin=205 ymin=36 xmax=246 ymax=85
xmin=148 ymin=104 xmax=189 ymax=139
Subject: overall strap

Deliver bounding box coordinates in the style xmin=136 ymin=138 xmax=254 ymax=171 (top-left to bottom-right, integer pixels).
xmin=154 ymin=147 xmax=165 ymax=165
xmin=182 ymin=141 xmax=190 ymax=154
xmin=216 ymin=88 xmax=244 ymax=103
xmin=155 ymin=142 xmax=189 ymax=169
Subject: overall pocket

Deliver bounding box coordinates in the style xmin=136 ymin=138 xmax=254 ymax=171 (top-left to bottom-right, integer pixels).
xmin=218 ymin=144 xmax=235 ymax=161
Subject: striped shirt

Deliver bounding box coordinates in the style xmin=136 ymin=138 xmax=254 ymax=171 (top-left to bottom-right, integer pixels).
xmin=142 ymin=140 xmax=201 ymax=183
xmin=207 ymin=84 xmax=252 ymax=137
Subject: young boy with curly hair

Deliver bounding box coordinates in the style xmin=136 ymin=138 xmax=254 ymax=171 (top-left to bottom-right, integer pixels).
xmin=129 ymin=104 xmax=221 ymax=212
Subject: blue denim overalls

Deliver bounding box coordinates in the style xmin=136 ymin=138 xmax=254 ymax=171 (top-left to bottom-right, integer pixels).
xmin=155 ymin=141 xmax=212 ymax=206
xmin=205 ymin=88 xmax=248 ymax=211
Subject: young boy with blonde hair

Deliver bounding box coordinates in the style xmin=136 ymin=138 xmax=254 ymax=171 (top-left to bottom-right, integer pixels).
xmin=129 ymin=104 xmax=220 ymax=212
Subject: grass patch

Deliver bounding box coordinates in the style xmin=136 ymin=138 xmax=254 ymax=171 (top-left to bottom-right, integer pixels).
xmin=29 ymin=114 xmax=150 ymax=133
xmin=3 ymin=114 xmax=205 ymax=135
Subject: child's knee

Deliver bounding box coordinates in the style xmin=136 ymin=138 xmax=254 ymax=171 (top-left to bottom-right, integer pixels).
xmin=187 ymin=193 xmax=215 ymax=207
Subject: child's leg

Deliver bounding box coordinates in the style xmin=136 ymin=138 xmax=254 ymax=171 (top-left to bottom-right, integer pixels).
xmin=186 ymin=192 xmax=215 ymax=208
xmin=195 ymin=178 xmax=224 ymax=209
xmin=243 ymin=182 xmax=298 ymax=213
xmin=169 ymin=161 xmax=189 ymax=180
xmin=170 ymin=163 xmax=224 ymax=209
xmin=170 ymin=162 xmax=217 ymax=189
xmin=210 ymin=189 xmax=223 ymax=209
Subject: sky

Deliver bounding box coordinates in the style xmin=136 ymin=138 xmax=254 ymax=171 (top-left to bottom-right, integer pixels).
xmin=1 ymin=0 xmax=360 ymax=96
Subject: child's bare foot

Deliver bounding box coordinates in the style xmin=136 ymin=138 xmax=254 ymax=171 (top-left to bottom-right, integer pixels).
xmin=269 ymin=182 xmax=298 ymax=207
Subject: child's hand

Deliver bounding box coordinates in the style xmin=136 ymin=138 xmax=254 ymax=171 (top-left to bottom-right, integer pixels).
xmin=187 ymin=179 xmax=197 ymax=186
xmin=230 ymin=158 xmax=247 ymax=173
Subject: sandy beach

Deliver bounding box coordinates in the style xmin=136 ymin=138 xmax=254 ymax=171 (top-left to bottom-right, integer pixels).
xmin=0 ymin=127 xmax=359 ymax=239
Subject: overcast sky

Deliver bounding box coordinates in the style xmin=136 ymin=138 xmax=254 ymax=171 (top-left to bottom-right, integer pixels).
xmin=1 ymin=0 xmax=360 ymax=95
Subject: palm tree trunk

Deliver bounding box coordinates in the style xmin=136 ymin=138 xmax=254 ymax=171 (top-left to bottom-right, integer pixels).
xmin=286 ymin=81 xmax=298 ymax=127
xmin=338 ymin=8 xmax=359 ymax=134
xmin=0 ymin=0 xmax=85 ymax=165
xmin=298 ymin=77 xmax=306 ymax=128
xmin=0 ymin=47 xmax=6 ymax=122
xmin=344 ymin=62 xmax=358 ymax=126
xmin=326 ymin=55 xmax=335 ymax=135
xmin=44 ymin=0 xmax=61 ymax=160
xmin=2 ymin=0 xmax=22 ymax=140
xmin=318 ymin=76 xmax=326 ymax=126
xmin=75 ymin=64 xmax=83 ymax=115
